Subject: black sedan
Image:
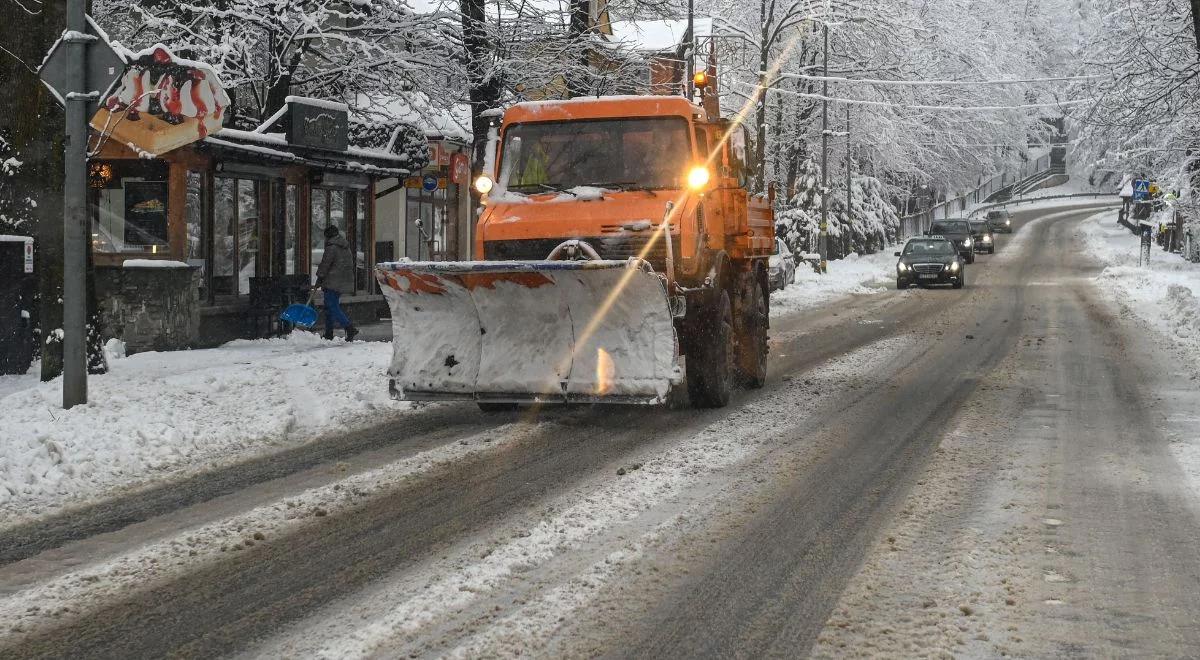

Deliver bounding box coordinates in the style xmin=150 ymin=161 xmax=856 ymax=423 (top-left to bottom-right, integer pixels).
xmin=926 ymin=219 xmax=976 ymax=263
xmin=896 ymin=236 xmax=966 ymax=289
xmin=969 ymin=220 xmax=996 ymax=254
xmin=986 ymin=209 xmax=1013 ymax=233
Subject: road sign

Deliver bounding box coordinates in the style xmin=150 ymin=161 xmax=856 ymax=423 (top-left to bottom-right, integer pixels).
xmin=1133 ymin=179 xmax=1150 ymax=201
xmin=23 ymin=241 xmax=33 ymax=274
xmin=422 ymin=175 xmax=438 ymax=192
xmin=38 ymin=16 xmax=125 ymax=119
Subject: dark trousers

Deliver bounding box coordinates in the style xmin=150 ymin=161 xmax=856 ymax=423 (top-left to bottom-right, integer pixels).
xmin=323 ymin=289 xmax=352 ymax=333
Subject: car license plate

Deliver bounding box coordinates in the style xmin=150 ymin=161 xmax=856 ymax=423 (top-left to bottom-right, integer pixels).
xmin=918 ymin=273 xmax=938 ymax=280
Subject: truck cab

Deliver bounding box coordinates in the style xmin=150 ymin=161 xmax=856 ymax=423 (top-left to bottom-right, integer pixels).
xmin=474 ymin=96 xmax=773 ymax=288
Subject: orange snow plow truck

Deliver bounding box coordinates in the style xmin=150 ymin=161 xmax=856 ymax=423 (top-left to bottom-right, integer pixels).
xmin=376 ymin=93 xmax=775 ymax=409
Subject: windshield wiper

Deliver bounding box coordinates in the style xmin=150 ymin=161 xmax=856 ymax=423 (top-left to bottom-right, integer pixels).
xmin=592 ymin=181 xmax=658 ymax=195
xmin=537 ymin=183 xmax=576 ymax=196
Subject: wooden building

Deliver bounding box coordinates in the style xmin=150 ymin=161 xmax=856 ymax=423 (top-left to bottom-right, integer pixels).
xmin=88 ymin=98 xmax=415 ymax=349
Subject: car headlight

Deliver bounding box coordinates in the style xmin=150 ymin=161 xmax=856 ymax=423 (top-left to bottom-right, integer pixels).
xmin=1005 ymin=219 xmax=1011 ymax=226
xmin=982 ymin=234 xmax=992 ymax=243
xmin=949 ymin=261 xmax=960 ymax=272
xmin=897 ymin=262 xmax=909 ymax=272
xmin=963 ymin=238 xmax=973 ymax=247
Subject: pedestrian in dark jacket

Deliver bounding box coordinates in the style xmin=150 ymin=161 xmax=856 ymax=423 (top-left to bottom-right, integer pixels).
xmin=315 ymin=225 xmax=359 ymax=342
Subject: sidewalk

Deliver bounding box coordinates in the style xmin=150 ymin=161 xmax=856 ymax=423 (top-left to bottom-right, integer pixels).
xmin=0 ymin=333 xmax=408 ymax=525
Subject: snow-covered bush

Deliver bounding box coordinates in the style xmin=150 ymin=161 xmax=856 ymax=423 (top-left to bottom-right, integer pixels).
xmin=775 ymin=158 xmax=900 ymax=259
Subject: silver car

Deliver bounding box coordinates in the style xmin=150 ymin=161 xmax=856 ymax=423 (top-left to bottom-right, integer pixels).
xmin=769 ymin=238 xmax=797 ymax=291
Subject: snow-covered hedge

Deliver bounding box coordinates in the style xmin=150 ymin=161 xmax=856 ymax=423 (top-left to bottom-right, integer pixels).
xmin=775 ymin=159 xmax=900 ymax=259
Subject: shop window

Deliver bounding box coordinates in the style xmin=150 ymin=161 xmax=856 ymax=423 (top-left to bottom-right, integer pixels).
xmin=405 ymin=185 xmax=458 ymax=261
xmin=212 ymin=177 xmax=264 ymax=297
xmin=213 ymin=178 xmax=236 ymax=296
xmin=185 ymin=171 xmax=206 ymax=299
xmin=237 ymin=179 xmax=262 ymax=295
xmin=356 ymin=191 xmax=371 ymax=293
xmin=89 ymin=160 xmax=170 ymax=254
xmin=310 ymin=188 xmax=349 ymax=286
xmin=285 ymin=184 xmax=299 ymax=276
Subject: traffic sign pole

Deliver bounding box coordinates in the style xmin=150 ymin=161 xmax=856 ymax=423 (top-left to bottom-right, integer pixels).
xmin=62 ymin=0 xmax=88 ymax=408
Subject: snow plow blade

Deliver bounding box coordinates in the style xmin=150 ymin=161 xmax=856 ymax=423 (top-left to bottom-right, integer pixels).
xmin=375 ymin=260 xmax=682 ymax=405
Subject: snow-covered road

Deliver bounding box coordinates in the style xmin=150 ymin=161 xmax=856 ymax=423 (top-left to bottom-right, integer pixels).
xmin=7 ymin=197 xmax=1200 ymax=659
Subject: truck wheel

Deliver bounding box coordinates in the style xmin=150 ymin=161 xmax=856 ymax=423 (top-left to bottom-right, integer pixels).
xmin=735 ymin=280 xmax=768 ymax=389
xmin=687 ymin=290 xmax=734 ymax=408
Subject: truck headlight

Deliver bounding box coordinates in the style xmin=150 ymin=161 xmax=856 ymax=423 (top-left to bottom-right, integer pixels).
xmin=687 ymin=166 xmax=711 ymax=190
xmin=474 ymin=176 xmax=494 ymax=195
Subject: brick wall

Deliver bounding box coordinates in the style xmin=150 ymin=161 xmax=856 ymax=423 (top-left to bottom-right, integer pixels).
xmin=95 ymin=264 xmax=199 ymax=354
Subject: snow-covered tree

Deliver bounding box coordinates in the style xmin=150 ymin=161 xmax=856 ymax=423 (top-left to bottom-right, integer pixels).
xmin=0 ymin=131 xmax=34 ymax=237
xmin=94 ymin=0 xmax=457 ymax=126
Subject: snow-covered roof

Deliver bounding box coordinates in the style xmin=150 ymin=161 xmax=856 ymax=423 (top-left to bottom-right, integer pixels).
xmin=609 ymin=17 xmax=714 ymax=54
xmin=358 ymin=92 xmax=471 ymax=142
xmin=202 ymin=131 xmax=412 ymax=177
xmin=0 ymin=235 xmax=33 ymax=243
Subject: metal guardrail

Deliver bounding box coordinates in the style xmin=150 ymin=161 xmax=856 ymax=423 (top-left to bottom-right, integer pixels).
xmin=896 ymin=154 xmax=1056 ymax=241
xmin=966 ymin=193 xmax=1121 ymax=219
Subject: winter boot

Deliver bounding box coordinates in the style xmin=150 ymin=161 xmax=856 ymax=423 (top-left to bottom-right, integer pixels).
xmin=345 ymin=326 xmax=360 ymax=342
xmin=322 ymin=329 xmax=335 ymax=341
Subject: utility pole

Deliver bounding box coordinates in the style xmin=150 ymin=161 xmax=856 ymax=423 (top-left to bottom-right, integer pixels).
xmin=818 ymin=22 xmax=829 ymax=272
xmin=62 ymin=0 xmax=88 ymax=408
xmin=687 ymin=0 xmax=695 ymax=99
xmin=845 ymin=105 xmax=852 ymax=250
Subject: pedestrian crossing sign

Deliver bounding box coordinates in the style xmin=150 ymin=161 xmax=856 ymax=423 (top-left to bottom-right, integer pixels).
xmin=1133 ymin=179 xmax=1150 ymax=201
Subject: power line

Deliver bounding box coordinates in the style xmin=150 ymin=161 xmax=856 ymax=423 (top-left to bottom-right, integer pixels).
xmin=744 ymin=82 xmax=1094 ymax=112
xmin=773 ymin=72 xmax=1105 ymax=86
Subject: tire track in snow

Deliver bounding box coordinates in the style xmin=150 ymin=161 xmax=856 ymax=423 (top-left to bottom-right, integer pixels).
xmin=242 ymin=336 xmax=918 ymax=659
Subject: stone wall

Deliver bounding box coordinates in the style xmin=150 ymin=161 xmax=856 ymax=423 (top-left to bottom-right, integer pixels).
xmin=95 ymin=264 xmax=199 ymax=354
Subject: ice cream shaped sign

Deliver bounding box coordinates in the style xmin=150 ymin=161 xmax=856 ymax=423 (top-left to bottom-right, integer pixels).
xmin=91 ymin=45 xmax=230 ymax=156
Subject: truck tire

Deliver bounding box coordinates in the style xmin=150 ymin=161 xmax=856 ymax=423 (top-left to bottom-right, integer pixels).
xmin=687 ymin=290 xmax=734 ymax=408
xmin=735 ymin=279 xmax=768 ymax=389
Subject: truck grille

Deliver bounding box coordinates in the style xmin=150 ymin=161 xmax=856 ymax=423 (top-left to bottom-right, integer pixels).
xmin=484 ymin=236 xmax=681 ymax=272
xmin=913 ymin=263 xmax=944 ymax=274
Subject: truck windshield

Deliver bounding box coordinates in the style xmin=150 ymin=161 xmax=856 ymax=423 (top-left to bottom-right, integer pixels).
xmin=501 ymin=118 xmax=691 ymax=192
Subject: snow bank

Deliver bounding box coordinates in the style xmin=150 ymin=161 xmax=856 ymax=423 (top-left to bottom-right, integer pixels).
xmin=771 ymin=250 xmax=895 ymax=315
xmin=0 ymin=333 xmax=406 ymax=524
xmin=1082 ymin=211 xmax=1200 ymax=362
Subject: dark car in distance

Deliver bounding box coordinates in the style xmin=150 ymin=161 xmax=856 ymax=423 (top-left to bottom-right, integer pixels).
xmin=926 ymin=219 xmax=975 ymax=263
xmin=896 ymin=236 xmax=966 ymax=289
xmin=986 ymin=209 xmax=1013 ymax=233
xmin=969 ymin=220 xmax=996 ymax=254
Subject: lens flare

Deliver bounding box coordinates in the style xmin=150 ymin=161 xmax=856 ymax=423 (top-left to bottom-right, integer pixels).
xmin=596 ymin=348 xmax=615 ymax=395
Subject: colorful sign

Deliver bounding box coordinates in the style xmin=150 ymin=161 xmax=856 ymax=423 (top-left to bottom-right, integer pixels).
xmin=23 ymin=240 xmax=33 ymax=274
xmin=450 ymin=152 xmax=469 ymax=184
xmin=422 ymin=175 xmax=439 ymax=192
xmin=90 ymin=45 xmax=230 ymax=156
